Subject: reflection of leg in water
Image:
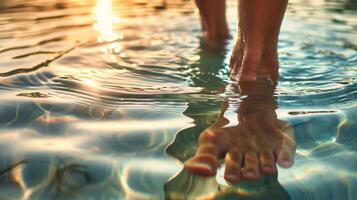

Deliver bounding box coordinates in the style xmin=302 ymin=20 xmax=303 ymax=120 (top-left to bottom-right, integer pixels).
xmin=165 ymin=39 xmax=227 ymax=199
xmin=166 ymin=38 xmax=227 ymax=163
xmin=165 ymin=100 xmax=225 ymax=162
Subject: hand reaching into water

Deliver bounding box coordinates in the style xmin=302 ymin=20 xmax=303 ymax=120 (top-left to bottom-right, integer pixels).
xmin=184 ymin=80 xmax=296 ymax=184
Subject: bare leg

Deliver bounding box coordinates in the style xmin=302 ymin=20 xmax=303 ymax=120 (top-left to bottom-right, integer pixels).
xmin=230 ymin=0 xmax=288 ymax=82
xmin=194 ymin=0 xmax=230 ymax=45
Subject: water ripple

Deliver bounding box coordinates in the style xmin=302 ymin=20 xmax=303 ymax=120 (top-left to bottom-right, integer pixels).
xmin=0 ymin=0 xmax=356 ymax=199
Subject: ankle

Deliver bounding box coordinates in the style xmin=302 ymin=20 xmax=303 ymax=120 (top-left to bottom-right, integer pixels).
xmin=203 ymin=23 xmax=230 ymax=41
xmin=259 ymin=50 xmax=279 ymax=80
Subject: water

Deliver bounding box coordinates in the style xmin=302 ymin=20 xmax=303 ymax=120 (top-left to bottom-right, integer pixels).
xmin=0 ymin=0 xmax=356 ymax=199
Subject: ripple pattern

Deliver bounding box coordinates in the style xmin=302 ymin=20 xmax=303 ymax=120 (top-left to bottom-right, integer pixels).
xmin=0 ymin=0 xmax=356 ymax=199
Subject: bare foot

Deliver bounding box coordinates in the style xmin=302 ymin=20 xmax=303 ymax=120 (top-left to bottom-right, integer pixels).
xmin=184 ymin=112 xmax=295 ymax=183
xmin=184 ymin=80 xmax=296 ymax=184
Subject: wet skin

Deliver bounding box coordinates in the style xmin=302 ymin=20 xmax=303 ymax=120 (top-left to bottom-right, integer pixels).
xmin=194 ymin=0 xmax=288 ymax=82
xmin=184 ymin=80 xmax=296 ymax=184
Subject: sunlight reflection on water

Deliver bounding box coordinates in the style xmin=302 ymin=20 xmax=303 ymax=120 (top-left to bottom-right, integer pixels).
xmin=94 ymin=0 xmax=121 ymax=43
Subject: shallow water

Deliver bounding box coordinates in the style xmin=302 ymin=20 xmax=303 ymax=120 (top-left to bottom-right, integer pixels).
xmin=0 ymin=0 xmax=356 ymax=199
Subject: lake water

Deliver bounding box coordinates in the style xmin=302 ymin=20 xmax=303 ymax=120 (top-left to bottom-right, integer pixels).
xmin=0 ymin=0 xmax=356 ymax=199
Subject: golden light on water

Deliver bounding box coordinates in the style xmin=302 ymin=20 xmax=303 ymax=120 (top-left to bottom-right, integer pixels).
xmin=93 ymin=0 xmax=120 ymax=42
xmin=82 ymin=78 xmax=98 ymax=88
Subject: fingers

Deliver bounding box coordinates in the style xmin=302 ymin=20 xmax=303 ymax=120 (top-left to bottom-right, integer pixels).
xmin=224 ymin=148 xmax=243 ymax=184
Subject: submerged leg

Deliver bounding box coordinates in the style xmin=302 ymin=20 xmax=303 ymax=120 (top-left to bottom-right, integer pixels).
xmin=230 ymin=0 xmax=288 ymax=82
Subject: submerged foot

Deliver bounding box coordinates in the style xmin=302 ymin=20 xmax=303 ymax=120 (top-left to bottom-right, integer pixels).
xmin=184 ymin=81 xmax=295 ymax=184
xmin=184 ymin=118 xmax=295 ymax=183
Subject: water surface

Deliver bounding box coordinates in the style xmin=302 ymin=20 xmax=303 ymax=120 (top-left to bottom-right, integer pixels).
xmin=0 ymin=0 xmax=356 ymax=199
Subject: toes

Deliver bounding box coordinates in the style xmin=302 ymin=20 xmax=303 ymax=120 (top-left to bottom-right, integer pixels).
xmin=184 ymin=155 xmax=220 ymax=176
xmin=224 ymin=148 xmax=243 ymax=184
xmin=184 ymin=143 xmax=220 ymax=177
xmin=259 ymin=150 xmax=276 ymax=174
xmin=241 ymin=152 xmax=260 ymax=181
xmin=275 ymin=135 xmax=296 ymax=168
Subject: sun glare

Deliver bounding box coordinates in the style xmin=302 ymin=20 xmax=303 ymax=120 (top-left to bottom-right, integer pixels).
xmin=93 ymin=0 xmax=120 ymax=42
xmin=83 ymin=78 xmax=98 ymax=88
